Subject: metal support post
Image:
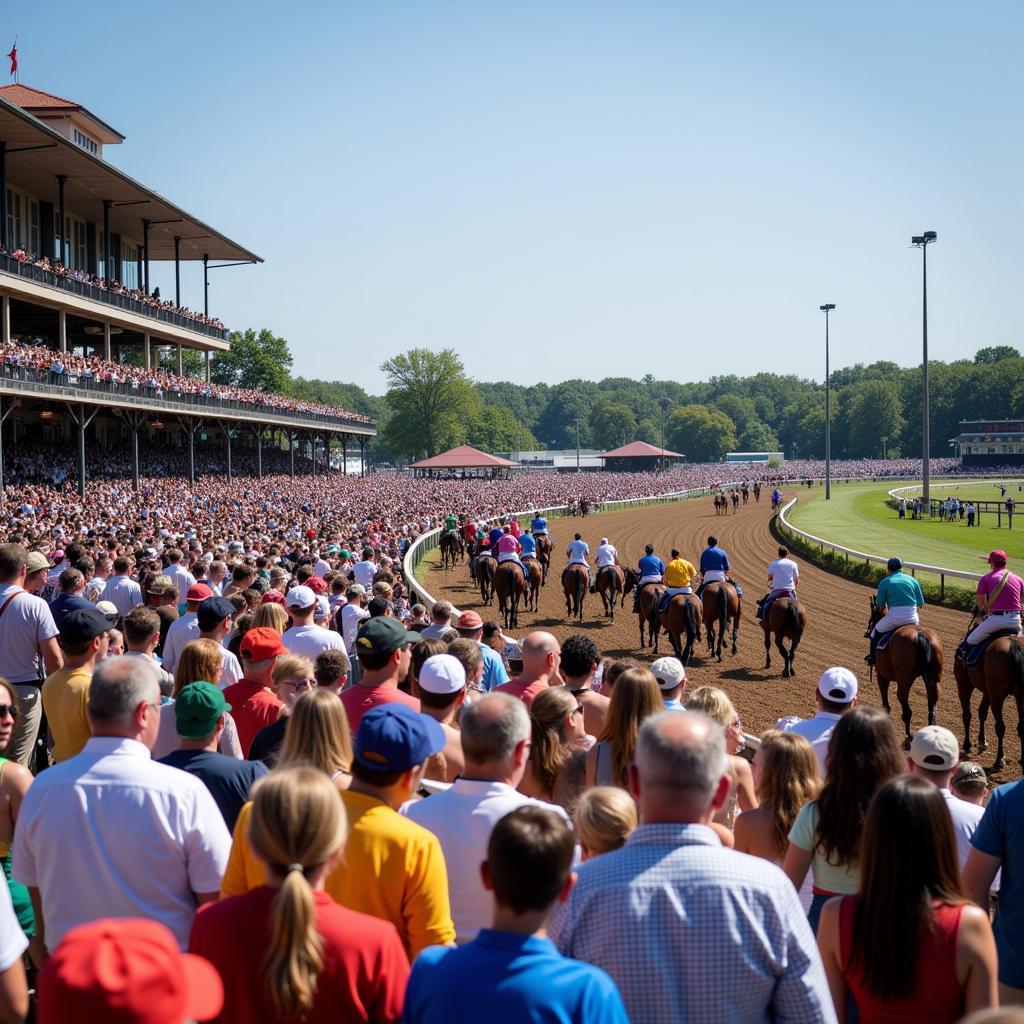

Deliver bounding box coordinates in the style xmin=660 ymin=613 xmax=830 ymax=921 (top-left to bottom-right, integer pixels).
xmin=204 ymin=350 xmax=210 ymax=382
xmin=103 ymin=323 xmax=112 ymax=362
xmin=177 ymin=343 xmax=183 ymax=377
xmin=143 ymin=333 xmax=150 ymax=370
xmin=0 ymin=396 xmax=13 ymax=499
xmin=102 ymin=199 xmax=112 ymax=282
xmin=252 ymin=425 xmax=263 ymax=479
xmin=360 ymin=437 xmax=366 ymax=478
xmin=1 ymin=294 xmax=10 ymax=346
xmin=142 ymin=219 xmax=150 ymax=295
xmin=310 ymin=434 xmax=317 ymax=476
xmin=203 ymin=254 xmax=209 ymax=315
xmin=58 ymin=309 xmax=67 ymax=352
xmin=0 ymin=142 xmax=6 ymax=250
xmin=67 ymin=403 xmax=98 ymax=497
xmin=324 ymin=434 xmax=331 ymax=473
xmin=224 ymin=424 xmax=232 ymax=482
xmin=341 ymin=434 xmax=347 ymax=475
xmin=57 ymin=175 xmax=67 ymax=266
xmin=174 ymin=236 xmax=181 ymax=307
xmin=289 ymin=430 xmax=295 ymax=478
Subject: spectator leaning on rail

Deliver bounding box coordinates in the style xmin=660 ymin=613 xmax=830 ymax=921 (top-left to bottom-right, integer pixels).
xmin=550 ymin=710 xmax=836 ymax=1023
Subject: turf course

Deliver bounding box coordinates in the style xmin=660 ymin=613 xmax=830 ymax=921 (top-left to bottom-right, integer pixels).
xmin=787 ymin=480 xmax=1024 ymax=573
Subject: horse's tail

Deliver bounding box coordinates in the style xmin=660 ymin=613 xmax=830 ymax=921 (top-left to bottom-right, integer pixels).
xmin=576 ymin=569 xmax=586 ymax=613
xmin=718 ymin=586 xmax=728 ymax=639
xmin=916 ymin=630 xmax=940 ymax=686
xmin=685 ymin=596 xmax=698 ymax=642
xmin=1006 ymin=639 xmax=1024 ymax=696
xmin=783 ymin=601 xmax=801 ymax=643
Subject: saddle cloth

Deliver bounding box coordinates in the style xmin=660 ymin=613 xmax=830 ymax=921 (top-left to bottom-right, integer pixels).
xmin=875 ymin=629 xmax=898 ymax=653
xmin=960 ymin=629 xmax=1019 ymax=668
xmin=757 ymin=590 xmax=795 ymax=621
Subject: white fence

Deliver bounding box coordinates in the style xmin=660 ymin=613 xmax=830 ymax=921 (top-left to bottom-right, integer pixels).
xmin=776 ymin=496 xmax=982 ymax=599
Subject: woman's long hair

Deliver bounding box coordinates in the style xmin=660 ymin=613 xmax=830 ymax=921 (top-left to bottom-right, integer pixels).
xmin=596 ymin=667 xmax=663 ymax=788
xmin=528 ymin=687 xmax=577 ymax=797
xmin=252 ymin=602 xmax=289 ymax=634
xmin=277 ymin=688 xmax=353 ymax=778
xmin=815 ymin=705 xmax=903 ymax=866
xmin=248 ymin=767 xmax=348 ymax=1020
xmin=173 ymin=638 xmax=223 ymax=697
xmin=755 ymin=730 xmax=820 ymax=858
xmin=851 ymin=774 xmax=967 ymax=1000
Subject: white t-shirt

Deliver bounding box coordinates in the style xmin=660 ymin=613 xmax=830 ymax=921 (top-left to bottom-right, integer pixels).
xmin=939 ymin=787 xmax=986 ymax=874
xmin=161 ymin=612 xmax=199 ymax=674
xmin=341 ymin=604 xmax=371 ymax=652
xmin=0 ymin=584 xmax=59 ymax=684
xmin=768 ymin=558 xmax=799 ymax=591
xmin=219 ymin=647 xmax=243 ymax=688
xmin=283 ymin=623 xmax=345 ymax=661
xmin=0 ymin=875 xmax=27 ymax=971
xmin=104 ymin=575 xmax=144 ymax=617
xmin=777 ymin=711 xmax=843 ymax=775
xmin=567 ymin=540 xmax=590 ymax=564
xmin=313 ymin=558 xmax=331 ymax=578
xmin=596 ymin=544 xmax=618 ymax=568
xmin=164 ymin=564 xmax=197 ymax=605
xmin=353 ymin=561 xmax=377 ymax=588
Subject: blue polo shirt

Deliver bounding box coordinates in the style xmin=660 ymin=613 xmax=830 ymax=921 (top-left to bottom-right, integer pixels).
xmin=874 ymin=570 xmax=925 ymax=609
xmin=519 ymin=534 xmax=537 ymax=558
xmin=531 ymin=517 xmax=548 ymax=534
xmin=479 ymin=642 xmax=509 ymax=691
xmin=700 ymin=546 xmax=730 ymax=573
xmin=971 ymin=779 xmax=1024 ymax=987
xmin=402 ymin=930 xmax=628 ymax=1024
xmin=638 ymin=554 xmax=665 ymax=577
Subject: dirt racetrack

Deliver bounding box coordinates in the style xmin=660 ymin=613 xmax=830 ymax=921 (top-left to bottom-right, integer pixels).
xmin=421 ymin=489 xmax=1022 ymax=782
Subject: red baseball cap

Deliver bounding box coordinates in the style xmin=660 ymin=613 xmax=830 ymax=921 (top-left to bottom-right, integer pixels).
xmin=989 ymin=550 xmax=1008 ymax=566
xmin=306 ymin=576 xmax=328 ymax=595
xmin=240 ymin=626 xmax=287 ymax=660
xmin=260 ymin=589 xmax=286 ymax=606
xmin=457 ymin=610 xmax=483 ymax=630
xmin=38 ymin=918 xmax=223 ymax=1024
xmin=186 ymin=583 xmax=213 ymax=603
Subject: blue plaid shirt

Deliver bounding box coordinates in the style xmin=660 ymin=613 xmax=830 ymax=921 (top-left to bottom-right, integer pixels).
xmin=550 ymin=823 xmax=837 ymax=1024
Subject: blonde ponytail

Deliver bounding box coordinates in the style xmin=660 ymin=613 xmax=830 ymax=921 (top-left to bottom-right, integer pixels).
xmin=248 ymin=767 xmax=347 ymax=1019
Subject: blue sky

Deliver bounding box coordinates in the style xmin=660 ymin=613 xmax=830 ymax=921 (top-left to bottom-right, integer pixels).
xmin=12 ymin=2 xmax=1024 ymax=391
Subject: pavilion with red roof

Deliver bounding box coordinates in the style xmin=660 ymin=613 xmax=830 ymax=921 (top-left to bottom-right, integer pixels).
xmin=598 ymin=440 xmax=684 ymax=472
xmin=409 ymin=444 xmax=520 ymax=479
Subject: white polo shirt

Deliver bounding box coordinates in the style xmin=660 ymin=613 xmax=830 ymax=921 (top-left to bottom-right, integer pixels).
xmin=0 ymin=584 xmax=58 ymax=684
xmin=768 ymin=558 xmax=799 ymax=591
xmin=402 ymin=779 xmax=569 ymax=943
xmin=353 ymin=561 xmax=377 ymax=588
xmin=13 ymin=736 xmax=230 ymax=950
xmin=596 ymin=544 xmax=618 ymax=568
xmin=282 ymin=623 xmax=345 ymax=661
xmin=104 ymin=575 xmax=144 ymax=617
xmin=164 ymin=564 xmax=197 ymax=606
xmin=341 ymin=603 xmax=371 ymax=653
xmin=939 ymin=787 xmax=985 ymax=874
xmin=161 ymin=612 xmax=200 ymax=674
xmin=777 ymin=710 xmax=844 ymax=774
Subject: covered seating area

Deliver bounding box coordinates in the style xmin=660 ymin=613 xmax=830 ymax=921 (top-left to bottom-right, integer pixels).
xmin=599 ymin=440 xmax=683 ymax=472
xmin=409 ymin=444 xmax=520 ymax=479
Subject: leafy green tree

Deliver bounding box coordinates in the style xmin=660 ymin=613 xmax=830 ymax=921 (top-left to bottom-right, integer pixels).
xmin=975 ymin=346 xmax=1020 ymax=364
xmin=666 ymin=404 xmax=737 ymax=461
xmin=739 ymin=420 xmax=780 ymax=452
xmin=841 ymin=379 xmax=906 ymax=456
xmin=381 ymin=348 xmax=477 ymax=461
xmin=466 ymin=404 xmax=536 ymax=452
xmin=211 ymin=328 xmax=293 ymax=394
xmin=589 ymin=398 xmax=637 ymax=450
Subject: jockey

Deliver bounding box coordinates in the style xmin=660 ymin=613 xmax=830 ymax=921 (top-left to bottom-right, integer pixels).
xmin=487 ymin=524 xmax=504 ymax=555
xmin=771 ymin=488 xmax=782 ymax=507
xmin=443 ymin=512 xmax=458 ymax=534
xmin=530 ymin=512 xmax=549 ymax=537
xmin=696 ymin=536 xmax=743 ymax=597
xmin=594 ymin=537 xmax=618 ymax=594
xmin=507 ymin=515 xmax=522 ymax=539
xmin=463 ymin=517 xmax=477 ymax=545
xmin=757 ymin=546 xmax=799 ymax=620
xmin=658 ymin=549 xmax=697 ymax=613
xmin=633 ymin=544 xmax=665 ymax=612
xmin=562 ymin=532 xmax=591 ymax=588
xmin=519 ymin=528 xmax=538 ymax=561
xmin=961 ymin=550 xmax=1023 ymax=656
xmin=496 ymin=527 xmax=525 ymax=573
xmin=865 ymin=557 xmax=924 ymax=665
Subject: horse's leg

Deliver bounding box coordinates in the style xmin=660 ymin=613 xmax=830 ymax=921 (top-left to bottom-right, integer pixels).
xmin=775 ymin=633 xmax=790 ymax=677
xmin=763 ymin=626 xmax=772 ymax=670
xmin=877 ymin=669 xmax=892 ymax=714
xmin=991 ymin=692 xmax=1008 ymax=771
xmin=978 ymin=693 xmax=990 ymax=753
xmin=637 ymin=612 xmax=646 ymax=649
xmin=959 ymin=677 xmax=974 ymax=755
xmin=731 ymin=614 xmax=739 ymax=656
xmin=897 ymin=679 xmax=914 ymax=750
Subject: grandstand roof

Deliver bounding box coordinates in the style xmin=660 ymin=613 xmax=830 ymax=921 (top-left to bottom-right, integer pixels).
xmin=409 ymin=445 xmax=520 ymax=469
xmin=599 ymin=440 xmax=683 ymax=459
xmin=0 ymin=84 xmax=124 ymax=142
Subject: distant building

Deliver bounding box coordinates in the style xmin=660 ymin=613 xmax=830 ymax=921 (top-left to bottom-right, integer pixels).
xmin=950 ymin=421 xmax=1024 ymax=466
xmin=409 ymin=444 xmax=520 ymax=479
xmin=598 ymin=440 xmax=684 ymax=472
xmin=726 ymin=451 xmax=784 ymax=465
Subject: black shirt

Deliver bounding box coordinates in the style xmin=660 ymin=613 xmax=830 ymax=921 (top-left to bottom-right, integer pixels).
xmin=157 ymin=749 xmax=267 ymax=832
xmin=248 ymin=718 xmax=289 ymax=768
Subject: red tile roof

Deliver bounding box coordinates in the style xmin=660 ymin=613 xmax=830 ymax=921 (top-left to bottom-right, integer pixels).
xmin=599 ymin=440 xmax=683 ymax=459
xmin=0 ymin=84 xmax=80 ymax=111
xmin=410 ymin=445 xmax=520 ymax=469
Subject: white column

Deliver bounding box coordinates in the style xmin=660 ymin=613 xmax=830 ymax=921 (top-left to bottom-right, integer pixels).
xmin=177 ymin=343 xmax=183 ymax=376
xmin=204 ymin=350 xmax=210 ymax=382
xmin=58 ymin=309 xmax=67 ymax=352
xmin=1 ymin=294 xmax=9 ymax=346
xmin=103 ymin=322 xmax=112 ymax=362
xmin=143 ymin=333 xmax=150 ymax=370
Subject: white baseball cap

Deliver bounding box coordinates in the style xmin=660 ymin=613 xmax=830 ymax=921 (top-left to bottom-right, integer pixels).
xmin=650 ymin=656 xmax=686 ymax=690
xmin=418 ymin=654 xmax=467 ymax=695
xmin=910 ymin=726 xmax=960 ymax=771
xmin=818 ymin=667 xmax=858 ymax=704
xmin=314 ymin=596 xmax=331 ymax=619
xmin=285 ymin=585 xmax=316 ymax=610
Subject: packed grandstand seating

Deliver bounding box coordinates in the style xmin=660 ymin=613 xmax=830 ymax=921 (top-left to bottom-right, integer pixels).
xmin=0 ymin=341 xmax=375 ymax=425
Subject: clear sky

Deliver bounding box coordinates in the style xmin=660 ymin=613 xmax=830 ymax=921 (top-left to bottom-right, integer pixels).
xmin=12 ymin=2 xmax=1024 ymax=392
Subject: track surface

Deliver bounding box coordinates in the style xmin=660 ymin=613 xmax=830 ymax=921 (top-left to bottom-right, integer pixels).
xmin=422 ymin=490 xmax=1021 ymax=781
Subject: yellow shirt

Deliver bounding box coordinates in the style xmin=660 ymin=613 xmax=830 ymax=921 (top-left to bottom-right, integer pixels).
xmin=664 ymin=558 xmax=696 ymax=588
xmin=221 ymin=789 xmax=455 ymax=958
xmin=41 ymin=665 xmax=93 ymax=762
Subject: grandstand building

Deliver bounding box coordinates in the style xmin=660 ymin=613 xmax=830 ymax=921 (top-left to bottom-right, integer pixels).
xmin=950 ymin=420 xmax=1024 ymax=467
xmin=0 ymin=84 xmax=374 ymax=494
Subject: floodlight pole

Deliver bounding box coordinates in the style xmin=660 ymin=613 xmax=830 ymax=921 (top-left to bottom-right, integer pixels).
xmin=819 ymin=304 xmax=835 ymax=500
xmin=912 ymin=232 xmax=937 ymax=507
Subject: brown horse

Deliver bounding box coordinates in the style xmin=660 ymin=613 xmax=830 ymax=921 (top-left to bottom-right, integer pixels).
xmin=476 ymin=553 xmax=495 ymax=605
xmin=522 ymin=558 xmax=543 ymax=612
xmin=495 ymin=561 xmax=526 ymax=630
xmin=439 ymin=530 xmax=463 ymax=570
xmin=657 ymin=592 xmax=702 ymax=665
xmin=762 ymin=596 xmax=806 ymax=677
xmin=595 ymin=564 xmax=624 ymax=620
xmin=866 ymin=601 xmax=944 ymax=750
xmin=534 ymin=535 xmax=552 ymax=584
xmin=623 ymin=568 xmax=665 ymax=650
xmin=562 ymin=564 xmax=588 ymax=621
xmin=954 ymin=609 xmax=1024 ymax=770
xmin=701 ymin=582 xmax=741 ymax=661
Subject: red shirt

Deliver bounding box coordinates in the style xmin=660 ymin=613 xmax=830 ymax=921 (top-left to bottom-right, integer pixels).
xmin=221 ymin=680 xmax=283 ymax=756
xmin=190 ymin=887 xmax=409 ymax=1024
xmin=508 ymin=519 xmax=521 ymax=539
xmin=494 ymin=677 xmax=547 ymax=707
xmin=340 ymin=684 xmax=420 ymax=734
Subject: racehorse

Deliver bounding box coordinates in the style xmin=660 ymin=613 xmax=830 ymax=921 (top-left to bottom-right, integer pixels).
xmin=730 ymin=491 xmax=739 ymax=514
xmin=741 ymin=485 xmax=749 ymax=505
xmin=439 ymin=530 xmax=463 ymax=570
xmin=762 ymin=596 xmax=806 ymax=677
xmin=713 ymin=494 xmax=726 ymax=516
xmin=495 ymin=561 xmax=526 ymax=629
xmin=595 ymin=564 xmax=625 ymax=620
xmin=753 ymin=482 xmax=761 ymax=503
xmin=523 ymin=558 xmax=543 ymax=612
xmin=657 ymin=592 xmax=702 ymax=665
xmin=953 ymin=608 xmax=1024 ymax=770
xmin=623 ymin=567 xmax=666 ymax=650
xmin=866 ymin=601 xmax=944 ymax=751
xmin=476 ymin=552 xmax=496 ymax=605
xmin=534 ymin=534 xmax=552 ymax=584
xmin=578 ymin=498 xmax=591 ymax=518
xmin=701 ymin=582 xmax=741 ymax=661
xmin=563 ymin=564 xmax=588 ymax=621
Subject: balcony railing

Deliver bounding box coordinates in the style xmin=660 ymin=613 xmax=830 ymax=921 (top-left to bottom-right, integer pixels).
xmin=0 ymin=252 xmax=230 ymax=342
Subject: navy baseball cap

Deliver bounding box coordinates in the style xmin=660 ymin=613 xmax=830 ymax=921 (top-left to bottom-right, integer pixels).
xmin=354 ymin=704 xmax=445 ymax=774
xmin=196 ymin=596 xmax=235 ymax=632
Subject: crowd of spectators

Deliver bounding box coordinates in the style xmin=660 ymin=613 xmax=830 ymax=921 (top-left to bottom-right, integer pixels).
xmin=1 ymin=242 xmax=226 ymax=330
xmin=0 ymin=342 xmax=374 ymax=425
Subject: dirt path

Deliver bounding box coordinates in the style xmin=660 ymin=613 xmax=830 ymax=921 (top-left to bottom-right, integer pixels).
xmin=421 ymin=491 xmax=1021 ymax=780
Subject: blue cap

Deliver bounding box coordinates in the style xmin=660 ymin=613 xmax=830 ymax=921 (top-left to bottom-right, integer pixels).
xmin=887 ymin=556 xmax=903 ymax=572
xmin=354 ymin=704 xmax=446 ymax=774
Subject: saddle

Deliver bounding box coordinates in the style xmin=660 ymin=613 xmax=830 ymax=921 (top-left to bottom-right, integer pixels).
xmin=757 ymin=590 xmax=795 ymax=621
xmin=959 ymin=629 xmax=1019 ymax=668
xmin=875 ymin=629 xmax=898 ymax=654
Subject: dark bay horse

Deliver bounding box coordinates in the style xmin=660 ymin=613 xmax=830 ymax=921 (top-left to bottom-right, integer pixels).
xmin=658 ymin=593 xmax=702 ymax=665
xmin=762 ymin=596 xmax=806 ymax=677
xmin=476 ymin=553 xmax=495 ymax=605
xmin=866 ymin=602 xmax=944 ymax=750
xmin=439 ymin=530 xmax=463 ymax=569
xmin=495 ymin=561 xmax=526 ymax=629
xmin=523 ymin=558 xmax=543 ymax=612
xmin=563 ymin=564 xmax=588 ymax=621
xmin=954 ymin=609 xmax=1024 ymax=770
xmin=595 ymin=564 xmax=624 ymax=620
xmin=701 ymin=582 xmax=741 ymax=661
xmin=534 ymin=535 xmax=552 ymax=584
xmin=623 ymin=568 xmax=665 ymax=650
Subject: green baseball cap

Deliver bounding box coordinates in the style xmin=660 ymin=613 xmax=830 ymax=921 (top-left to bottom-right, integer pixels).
xmin=355 ymin=616 xmax=420 ymax=657
xmin=174 ymin=682 xmax=232 ymax=740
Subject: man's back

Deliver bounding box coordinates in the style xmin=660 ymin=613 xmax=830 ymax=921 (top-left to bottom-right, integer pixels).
xmin=162 ymin=612 xmax=199 ymax=673
xmin=41 ymin=665 xmax=93 ymax=762
xmin=551 ymin=822 xmax=834 ymax=1023
xmin=104 ymin=575 xmax=142 ymax=616
xmin=0 ymin=583 xmax=56 ymax=683
xmin=221 ymin=680 xmax=283 ymax=756
xmin=340 ymin=684 xmax=420 ymax=734
xmin=158 ymin=748 xmax=267 ymax=833
xmin=282 ymin=622 xmax=344 ymax=660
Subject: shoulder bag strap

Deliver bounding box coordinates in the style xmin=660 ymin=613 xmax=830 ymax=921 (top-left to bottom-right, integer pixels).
xmin=0 ymin=588 xmax=24 ymax=621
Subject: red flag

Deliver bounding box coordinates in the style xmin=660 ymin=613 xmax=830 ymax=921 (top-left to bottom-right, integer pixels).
xmin=6 ymin=42 xmax=16 ymax=78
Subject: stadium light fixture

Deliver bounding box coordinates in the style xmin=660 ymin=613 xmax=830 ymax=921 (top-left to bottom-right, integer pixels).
xmin=819 ymin=304 xmax=836 ymax=500
xmin=911 ymin=231 xmax=937 ymax=506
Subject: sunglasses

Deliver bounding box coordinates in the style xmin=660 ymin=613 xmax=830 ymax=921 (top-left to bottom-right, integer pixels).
xmin=0 ymin=704 xmax=16 ymax=719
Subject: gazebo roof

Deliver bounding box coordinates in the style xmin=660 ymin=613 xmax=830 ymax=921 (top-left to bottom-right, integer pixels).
xmin=409 ymin=444 xmax=520 ymax=469
xmin=599 ymin=440 xmax=683 ymax=459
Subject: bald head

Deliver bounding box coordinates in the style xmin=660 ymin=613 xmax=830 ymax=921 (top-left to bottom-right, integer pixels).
xmin=635 ymin=711 xmax=728 ymax=819
xmin=460 ymin=692 xmax=530 ymax=767
xmin=521 ymin=631 xmax=561 ymax=681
